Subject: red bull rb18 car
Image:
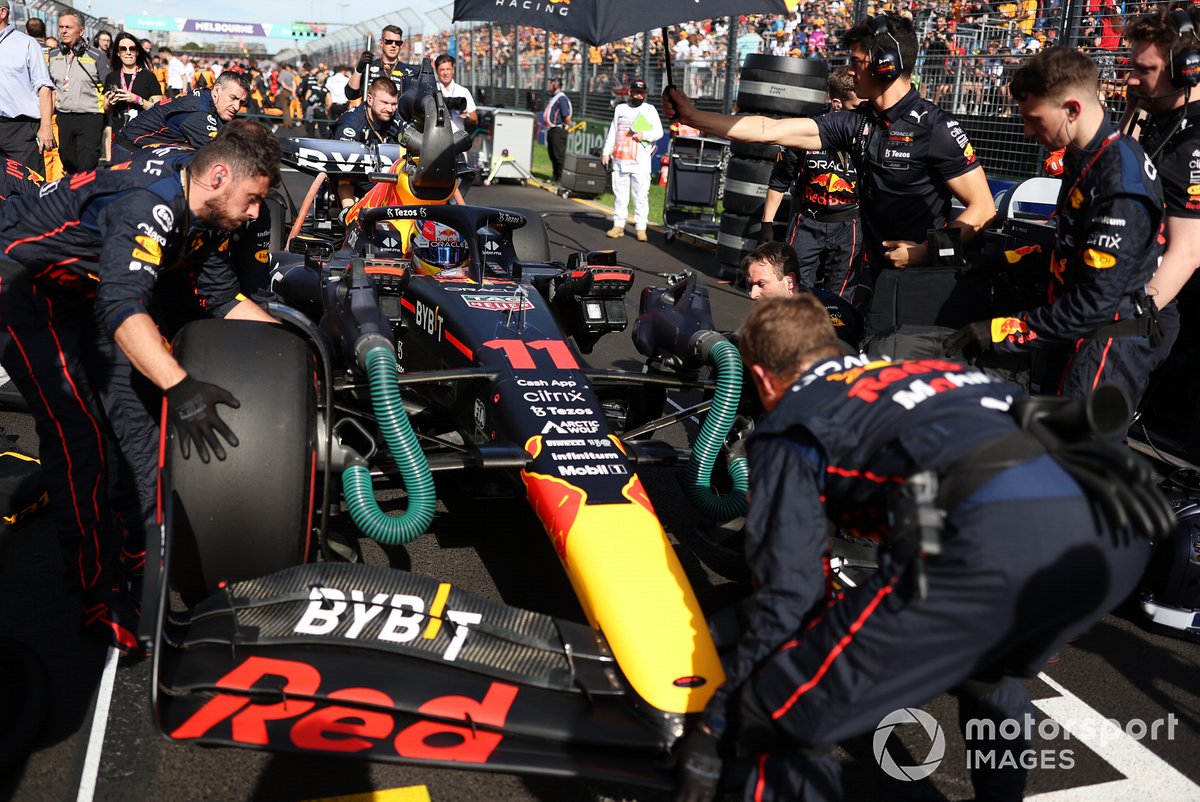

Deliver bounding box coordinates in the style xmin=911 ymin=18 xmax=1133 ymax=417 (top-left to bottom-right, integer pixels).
xmin=146 ymin=127 xmax=752 ymax=787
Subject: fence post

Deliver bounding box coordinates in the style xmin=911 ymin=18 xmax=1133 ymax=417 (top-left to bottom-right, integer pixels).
xmin=642 ymin=30 xmax=652 ymax=88
xmin=581 ymin=40 xmax=590 ymax=118
xmin=723 ymin=15 xmax=738 ymax=114
xmin=1062 ymin=0 xmax=1083 ymax=46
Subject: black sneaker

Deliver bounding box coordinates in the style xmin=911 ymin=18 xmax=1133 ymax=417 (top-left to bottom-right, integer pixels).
xmin=83 ymin=589 xmax=151 ymax=659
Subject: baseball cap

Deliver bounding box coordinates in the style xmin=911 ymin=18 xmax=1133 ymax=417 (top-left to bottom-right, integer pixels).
xmin=630 ymin=79 xmax=647 ymax=93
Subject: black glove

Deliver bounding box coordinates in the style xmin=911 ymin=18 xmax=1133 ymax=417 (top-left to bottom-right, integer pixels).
xmin=758 ymin=221 xmax=775 ymax=244
xmin=357 ymin=50 xmax=374 ymax=71
xmin=674 ymin=728 xmax=722 ymax=802
xmin=944 ymin=319 xmax=993 ymax=359
xmin=166 ymin=376 xmax=240 ymax=463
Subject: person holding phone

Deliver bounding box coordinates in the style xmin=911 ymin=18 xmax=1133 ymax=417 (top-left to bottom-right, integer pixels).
xmin=102 ymin=31 xmax=162 ymax=156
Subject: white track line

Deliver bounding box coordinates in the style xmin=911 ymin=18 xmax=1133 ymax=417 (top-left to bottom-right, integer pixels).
xmin=1026 ymin=671 xmax=1199 ymax=800
xmin=76 ymin=646 xmax=119 ymax=802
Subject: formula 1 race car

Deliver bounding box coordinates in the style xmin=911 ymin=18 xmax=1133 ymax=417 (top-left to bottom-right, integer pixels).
xmin=144 ymin=87 xmax=751 ymax=787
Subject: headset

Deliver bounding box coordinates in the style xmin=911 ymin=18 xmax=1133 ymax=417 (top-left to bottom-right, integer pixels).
xmin=59 ymin=40 xmax=87 ymax=57
xmin=1168 ymin=8 xmax=1200 ymax=89
xmin=869 ymin=14 xmax=903 ymax=83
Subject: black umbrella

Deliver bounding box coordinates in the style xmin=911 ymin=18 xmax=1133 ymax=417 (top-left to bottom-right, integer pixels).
xmin=452 ymin=0 xmax=790 ymax=48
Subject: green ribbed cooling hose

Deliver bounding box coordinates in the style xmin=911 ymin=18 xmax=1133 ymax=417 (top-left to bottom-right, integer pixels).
xmin=684 ymin=338 xmax=749 ymax=522
xmin=341 ymin=345 xmax=436 ymax=544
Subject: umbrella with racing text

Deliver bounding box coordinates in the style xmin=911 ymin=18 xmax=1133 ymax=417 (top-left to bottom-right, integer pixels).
xmin=452 ymin=0 xmax=791 ymax=48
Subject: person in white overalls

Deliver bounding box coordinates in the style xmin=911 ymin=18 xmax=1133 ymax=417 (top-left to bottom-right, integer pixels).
xmin=601 ymin=78 xmax=662 ymax=241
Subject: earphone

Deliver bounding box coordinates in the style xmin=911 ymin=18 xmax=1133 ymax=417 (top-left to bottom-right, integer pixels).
xmin=60 ymin=41 xmax=87 ymax=57
xmin=1168 ymin=9 xmax=1200 ymax=89
xmin=869 ymin=14 xmax=903 ymax=83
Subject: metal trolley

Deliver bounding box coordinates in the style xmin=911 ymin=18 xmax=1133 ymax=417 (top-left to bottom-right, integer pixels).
xmin=662 ymin=135 xmax=728 ymax=248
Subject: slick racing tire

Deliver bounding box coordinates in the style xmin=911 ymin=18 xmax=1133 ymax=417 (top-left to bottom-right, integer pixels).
xmin=737 ymin=55 xmax=828 ymax=118
xmin=742 ymin=53 xmax=830 ymax=78
xmin=717 ymin=211 xmax=766 ymax=269
xmin=723 ymin=158 xmax=775 ymax=216
xmin=729 ymin=140 xmax=782 ymax=162
xmin=509 ymin=207 xmax=552 ymax=263
xmin=167 ymin=319 xmax=318 ymax=606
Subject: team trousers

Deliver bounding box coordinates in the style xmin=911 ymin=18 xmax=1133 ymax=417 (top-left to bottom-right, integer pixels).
xmin=0 ymin=265 xmax=158 ymax=611
xmin=738 ymin=455 xmax=1150 ymax=801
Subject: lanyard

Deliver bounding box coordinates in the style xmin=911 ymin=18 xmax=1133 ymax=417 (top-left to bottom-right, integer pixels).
xmin=120 ymin=70 xmax=137 ymax=94
xmin=1048 ymin=131 xmax=1119 ymax=221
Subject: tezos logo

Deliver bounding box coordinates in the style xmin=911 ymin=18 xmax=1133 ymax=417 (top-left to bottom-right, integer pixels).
xmin=873 ymin=708 xmax=945 ymax=781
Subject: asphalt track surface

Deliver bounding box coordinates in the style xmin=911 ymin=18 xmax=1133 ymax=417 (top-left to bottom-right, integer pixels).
xmin=0 ymin=175 xmax=1198 ymax=802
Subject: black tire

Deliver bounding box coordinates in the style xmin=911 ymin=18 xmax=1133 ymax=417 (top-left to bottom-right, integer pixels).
xmin=723 ymin=157 xmax=775 ymax=215
xmin=168 ymin=320 xmax=318 ymax=605
xmin=742 ymin=54 xmax=829 ymax=77
xmin=717 ymin=212 xmax=765 ymax=268
xmin=729 ymin=140 xmax=781 ymax=161
xmin=509 ymin=207 xmax=552 ymax=262
xmin=737 ymin=66 xmax=828 ymax=117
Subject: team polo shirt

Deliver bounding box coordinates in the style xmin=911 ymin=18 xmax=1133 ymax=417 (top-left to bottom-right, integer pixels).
xmin=1141 ymin=100 xmax=1200 ymax=219
xmin=815 ymin=86 xmax=980 ymax=270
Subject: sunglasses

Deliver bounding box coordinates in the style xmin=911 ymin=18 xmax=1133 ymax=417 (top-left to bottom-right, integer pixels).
xmin=382 ymin=38 xmax=402 ymax=45
xmin=117 ymin=45 xmax=138 ymax=52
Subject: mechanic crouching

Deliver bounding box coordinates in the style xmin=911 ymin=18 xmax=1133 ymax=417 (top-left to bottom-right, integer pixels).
xmin=948 ymin=49 xmax=1166 ymax=406
xmin=675 ymin=294 xmax=1154 ymax=802
xmin=0 ymin=123 xmax=280 ymax=655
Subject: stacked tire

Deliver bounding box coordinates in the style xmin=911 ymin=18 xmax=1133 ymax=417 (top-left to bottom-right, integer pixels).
xmin=718 ymin=55 xmax=829 ymax=279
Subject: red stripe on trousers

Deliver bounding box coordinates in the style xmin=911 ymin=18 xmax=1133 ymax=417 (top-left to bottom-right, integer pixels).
xmin=771 ymin=580 xmax=896 ymax=720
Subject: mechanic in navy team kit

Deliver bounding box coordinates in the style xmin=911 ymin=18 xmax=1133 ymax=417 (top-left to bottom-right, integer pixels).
xmin=126 ymin=123 xmax=280 ymax=323
xmin=674 ymin=294 xmax=1154 ymax=802
xmin=666 ymin=15 xmax=995 ymax=299
xmin=0 ymin=123 xmax=280 ymax=654
xmin=347 ymin=24 xmax=417 ymax=102
xmin=742 ymin=241 xmax=802 ymax=302
xmin=334 ymin=75 xmax=401 ymax=214
xmin=948 ymin=48 xmax=1166 ymax=407
xmin=761 ymin=67 xmax=863 ymax=299
xmin=111 ymin=70 xmax=250 ymax=160
xmin=0 ymin=156 xmax=42 ymax=201
xmin=1123 ymin=8 xmax=1200 ymax=441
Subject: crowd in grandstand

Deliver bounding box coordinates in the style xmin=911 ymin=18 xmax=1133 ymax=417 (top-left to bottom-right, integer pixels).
xmin=0 ymin=0 xmax=1149 ymax=172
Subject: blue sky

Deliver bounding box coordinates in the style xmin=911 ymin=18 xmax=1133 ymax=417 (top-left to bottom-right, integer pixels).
xmin=89 ymin=0 xmax=453 ymax=51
